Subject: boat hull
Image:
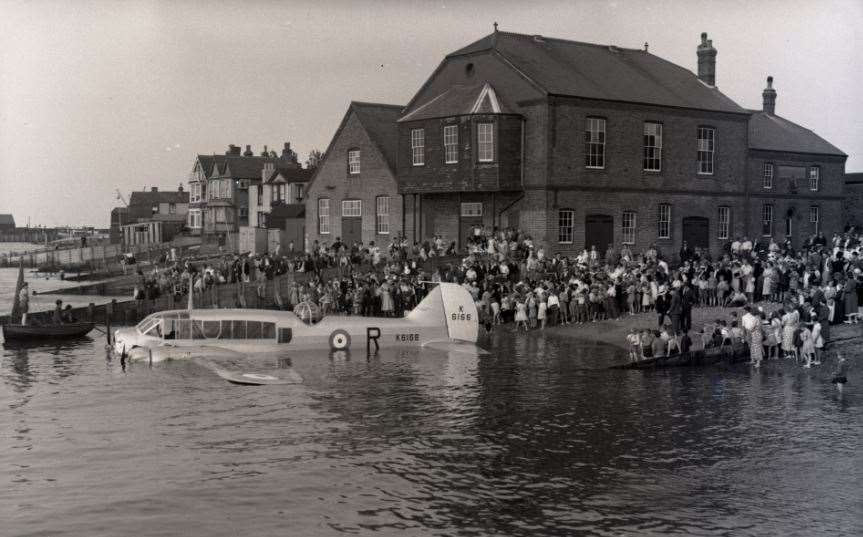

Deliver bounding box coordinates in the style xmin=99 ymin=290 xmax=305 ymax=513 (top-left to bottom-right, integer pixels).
xmin=611 ymin=344 xmax=751 ymax=370
xmin=1 ymin=322 xmax=95 ymax=341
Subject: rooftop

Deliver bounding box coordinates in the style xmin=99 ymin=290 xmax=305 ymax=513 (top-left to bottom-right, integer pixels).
xmin=129 ymin=190 xmax=190 ymax=207
xmin=351 ymin=102 xmax=404 ymax=173
xmin=446 ymin=31 xmax=746 ymax=114
xmin=748 ymin=111 xmax=846 ymax=156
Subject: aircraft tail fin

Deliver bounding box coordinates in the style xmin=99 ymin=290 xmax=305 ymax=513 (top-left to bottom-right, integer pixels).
xmin=409 ymin=283 xmax=478 ymax=343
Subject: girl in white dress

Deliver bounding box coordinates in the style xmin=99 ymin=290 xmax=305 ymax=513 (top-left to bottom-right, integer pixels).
xmin=515 ymin=300 xmax=528 ymax=331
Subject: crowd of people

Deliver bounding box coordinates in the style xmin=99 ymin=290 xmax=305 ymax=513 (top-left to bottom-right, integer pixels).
xmin=129 ymin=227 xmax=860 ymax=379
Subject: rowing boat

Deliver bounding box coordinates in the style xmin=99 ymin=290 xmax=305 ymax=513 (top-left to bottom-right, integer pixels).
xmin=1 ymin=322 xmax=95 ymax=341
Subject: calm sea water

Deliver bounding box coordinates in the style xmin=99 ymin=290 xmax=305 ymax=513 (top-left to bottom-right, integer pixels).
xmin=1 ymin=326 xmax=860 ymax=536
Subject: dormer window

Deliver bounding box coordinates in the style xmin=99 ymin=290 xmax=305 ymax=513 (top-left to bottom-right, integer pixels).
xmin=348 ymin=149 xmax=360 ymax=175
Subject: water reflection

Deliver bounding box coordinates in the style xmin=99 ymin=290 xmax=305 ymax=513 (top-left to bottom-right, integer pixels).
xmin=0 ymin=333 xmax=860 ymax=536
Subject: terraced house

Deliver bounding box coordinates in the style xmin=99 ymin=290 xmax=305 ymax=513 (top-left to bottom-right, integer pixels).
xmin=311 ymin=28 xmax=846 ymax=258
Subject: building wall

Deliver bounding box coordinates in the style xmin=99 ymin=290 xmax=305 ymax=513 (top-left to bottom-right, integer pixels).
xmin=549 ymin=97 xmax=749 ymax=193
xmin=746 ymin=150 xmax=846 ymax=244
xmin=845 ymin=181 xmax=863 ymax=228
xmin=305 ymin=110 xmax=402 ymax=250
xmin=397 ymin=114 xmax=523 ymax=193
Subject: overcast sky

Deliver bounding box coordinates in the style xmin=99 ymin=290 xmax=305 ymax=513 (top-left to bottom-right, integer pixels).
xmin=1 ymin=0 xmax=860 ymax=227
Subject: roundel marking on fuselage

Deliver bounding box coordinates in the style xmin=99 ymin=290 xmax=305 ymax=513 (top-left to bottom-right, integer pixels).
xmin=329 ymin=329 xmax=351 ymax=351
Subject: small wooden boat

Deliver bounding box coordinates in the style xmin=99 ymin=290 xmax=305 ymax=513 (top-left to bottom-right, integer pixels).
xmin=2 ymin=322 xmax=95 ymax=341
xmin=610 ymin=344 xmax=751 ymax=370
xmin=3 ymin=257 xmax=95 ymax=342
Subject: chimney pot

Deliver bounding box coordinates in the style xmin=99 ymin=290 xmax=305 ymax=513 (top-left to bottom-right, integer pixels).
xmin=696 ymin=32 xmax=717 ymax=86
xmin=243 ymin=144 xmax=253 ymax=157
xmin=762 ymin=75 xmax=777 ymax=115
xmin=151 ymin=187 xmax=158 ymax=192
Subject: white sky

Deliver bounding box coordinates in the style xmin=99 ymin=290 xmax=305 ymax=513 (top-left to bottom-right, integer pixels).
xmin=1 ymin=0 xmax=861 ymax=227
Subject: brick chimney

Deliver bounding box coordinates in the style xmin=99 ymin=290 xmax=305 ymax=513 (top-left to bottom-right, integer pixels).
xmin=762 ymin=76 xmax=777 ymax=115
xmin=177 ymin=183 xmax=184 ymax=192
xmin=243 ymin=144 xmax=253 ymax=157
xmin=226 ymin=144 xmax=241 ymax=156
xmin=150 ymin=187 xmax=158 ymax=192
xmin=260 ymin=145 xmax=269 ymax=156
xmin=697 ymin=32 xmax=717 ymax=86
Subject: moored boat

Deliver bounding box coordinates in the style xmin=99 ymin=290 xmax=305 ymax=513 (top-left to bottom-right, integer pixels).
xmin=1 ymin=322 xmax=95 ymax=341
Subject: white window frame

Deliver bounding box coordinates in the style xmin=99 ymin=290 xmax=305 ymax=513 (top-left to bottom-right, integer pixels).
xmin=558 ymin=209 xmax=574 ymax=244
xmin=342 ymin=200 xmax=362 ymax=217
xmin=810 ymin=205 xmax=819 ymax=233
xmin=658 ymin=203 xmax=671 ymax=239
xmin=443 ymin=125 xmax=458 ymax=164
xmin=697 ymin=126 xmax=715 ymax=175
xmin=411 ymin=129 xmax=425 ymax=166
xmin=376 ymin=196 xmax=390 ymax=235
xmin=808 ymin=166 xmax=820 ymax=191
xmin=318 ymin=198 xmax=330 ymax=235
xmin=761 ymin=204 xmax=773 ymax=237
xmin=622 ymin=211 xmax=636 ymax=245
xmin=643 ymin=122 xmax=662 ymax=172
xmin=460 ymin=202 xmax=483 ymax=218
xmin=718 ymin=206 xmax=730 ymax=239
xmin=763 ymin=162 xmax=774 ymax=189
xmin=348 ymin=149 xmax=360 ymax=175
xmin=477 ymin=123 xmax=494 ymax=162
xmin=585 ymin=117 xmax=606 ymax=169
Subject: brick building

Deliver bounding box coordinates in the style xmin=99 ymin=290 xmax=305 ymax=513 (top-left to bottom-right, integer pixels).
xmin=745 ymin=78 xmax=847 ymax=248
xmin=305 ymin=102 xmax=403 ymax=249
xmin=844 ymin=172 xmax=863 ymax=228
xmin=389 ymin=29 xmax=846 ymax=258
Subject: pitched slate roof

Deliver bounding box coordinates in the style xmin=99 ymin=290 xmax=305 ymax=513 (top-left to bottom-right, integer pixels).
xmin=266 ymin=166 xmax=314 ymax=184
xmin=399 ymin=83 xmax=513 ymax=122
xmin=351 ymin=102 xmax=403 ymax=172
xmin=447 ymin=31 xmax=746 ymax=114
xmin=0 ymin=214 xmax=15 ymax=226
xmin=748 ymin=111 xmax=846 ymax=156
xmin=128 ymin=190 xmax=190 ymax=207
xmin=195 ymin=155 xmax=227 ymax=177
xmin=224 ymin=156 xmax=297 ymax=180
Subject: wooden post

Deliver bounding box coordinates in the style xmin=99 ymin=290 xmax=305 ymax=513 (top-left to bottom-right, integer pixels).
xmin=88 ymin=303 xmax=95 ymax=322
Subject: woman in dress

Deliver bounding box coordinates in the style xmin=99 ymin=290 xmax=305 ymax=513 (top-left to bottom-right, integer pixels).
xmin=844 ymin=274 xmax=858 ymax=323
xmin=514 ymin=299 xmax=529 ymax=331
xmin=379 ymin=281 xmax=394 ymax=316
xmin=538 ymin=296 xmax=548 ymax=329
xmin=766 ymin=311 xmax=782 ymax=359
xmin=748 ymin=311 xmax=765 ymax=367
xmin=781 ymin=305 xmax=800 ymax=360
xmin=762 ymin=264 xmax=774 ymax=303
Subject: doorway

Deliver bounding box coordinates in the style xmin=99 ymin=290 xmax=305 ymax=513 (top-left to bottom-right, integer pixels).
xmin=682 ymin=216 xmax=709 ymax=250
xmin=584 ymin=214 xmax=614 ymax=252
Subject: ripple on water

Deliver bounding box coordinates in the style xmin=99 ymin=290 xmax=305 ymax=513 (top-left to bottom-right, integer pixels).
xmin=0 ymin=330 xmax=861 ymax=536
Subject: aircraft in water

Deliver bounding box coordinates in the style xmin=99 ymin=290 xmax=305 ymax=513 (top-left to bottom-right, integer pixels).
xmin=111 ymin=282 xmax=482 ymax=383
